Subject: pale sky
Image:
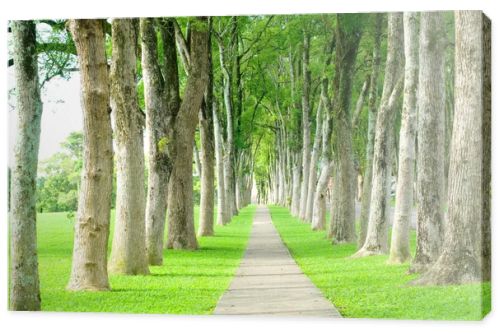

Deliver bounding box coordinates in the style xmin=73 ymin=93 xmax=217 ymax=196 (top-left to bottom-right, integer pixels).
xmin=8 ymin=70 xmax=83 ymax=166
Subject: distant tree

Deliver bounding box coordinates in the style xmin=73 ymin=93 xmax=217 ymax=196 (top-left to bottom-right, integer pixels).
xmin=36 ymin=132 xmax=83 ymax=213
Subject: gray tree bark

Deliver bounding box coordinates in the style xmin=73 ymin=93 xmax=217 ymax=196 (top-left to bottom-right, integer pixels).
xmin=213 ymin=102 xmax=229 ymax=225
xmin=410 ymin=12 xmax=447 ymax=273
xmin=358 ymin=13 xmax=383 ymax=248
xmin=411 ymin=11 xmax=487 ymax=285
xmin=9 ymin=20 xmax=42 ymax=310
xmin=354 ymin=13 xmax=404 ymax=256
xmin=388 ymin=12 xmax=419 ymax=264
xmin=299 ymin=32 xmax=312 ymax=221
xmin=305 ymin=100 xmax=323 ymax=222
xmin=141 ymin=18 xmax=180 ymax=265
xmin=198 ymin=36 xmax=215 ymax=236
xmin=166 ymin=17 xmax=209 ymax=250
xmin=108 ymin=19 xmax=149 ymax=275
xmin=330 ymin=14 xmax=363 ymax=244
xmin=67 ymin=19 xmax=113 ymax=291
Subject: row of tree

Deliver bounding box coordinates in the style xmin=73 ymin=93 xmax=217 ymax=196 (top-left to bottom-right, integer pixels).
xmin=8 ymin=11 xmax=490 ymax=311
xmin=260 ymin=11 xmax=490 ymax=286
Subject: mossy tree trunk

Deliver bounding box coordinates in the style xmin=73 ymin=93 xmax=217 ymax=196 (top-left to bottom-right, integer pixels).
xmin=9 ymin=20 xmax=42 ymax=310
xmin=108 ymin=19 xmax=149 ymax=275
xmin=166 ymin=17 xmax=210 ymax=250
xmin=411 ymin=11 xmax=489 ymax=285
xmin=410 ymin=12 xmax=447 ymax=273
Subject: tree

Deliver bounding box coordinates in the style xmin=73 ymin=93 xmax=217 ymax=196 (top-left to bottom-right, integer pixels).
xmin=354 ymin=13 xmax=404 ymax=256
xmin=412 ymin=11 xmax=489 ymax=285
xmin=141 ymin=18 xmax=180 ymax=265
xmin=358 ymin=13 xmax=383 ymax=247
xmin=66 ymin=19 xmax=113 ymax=291
xmin=166 ymin=17 xmax=210 ymax=250
xmin=305 ymin=99 xmax=323 ymax=222
xmin=213 ymin=101 xmax=228 ymax=225
xmin=108 ymin=19 xmax=149 ymax=275
xmin=410 ymin=12 xmax=447 ymax=273
xmin=298 ymin=32 xmax=312 ymax=221
xmin=198 ymin=22 xmax=216 ymax=236
xmin=388 ymin=12 xmax=419 ymax=264
xmin=9 ymin=20 xmax=42 ymax=311
xmin=329 ymin=14 xmax=364 ymax=243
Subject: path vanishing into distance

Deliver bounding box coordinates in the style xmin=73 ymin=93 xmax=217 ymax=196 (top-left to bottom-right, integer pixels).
xmin=214 ymin=206 xmax=341 ymax=317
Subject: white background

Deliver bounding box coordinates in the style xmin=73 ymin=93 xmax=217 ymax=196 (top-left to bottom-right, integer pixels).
xmin=1 ymin=1 xmax=498 ymax=333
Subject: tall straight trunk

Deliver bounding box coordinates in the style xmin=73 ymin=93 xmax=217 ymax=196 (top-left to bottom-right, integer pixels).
xmin=412 ymin=11 xmax=488 ymax=285
xmin=198 ymin=29 xmax=215 ymax=236
xmin=9 ymin=20 xmax=42 ymax=310
xmin=330 ymin=14 xmax=363 ymax=244
xmin=299 ymin=32 xmax=312 ymax=220
xmin=67 ymin=19 xmax=113 ymax=291
xmin=166 ymin=17 xmax=209 ymax=250
xmin=354 ymin=13 xmax=404 ymax=256
xmin=217 ymin=38 xmax=237 ymax=218
xmin=388 ymin=12 xmax=419 ymax=264
xmin=305 ymin=101 xmax=323 ymax=222
xmin=141 ymin=18 xmax=180 ymax=265
xmin=108 ymin=19 xmax=149 ymax=275
xmin=410 ymin=12 xmax=447 ymax=273
xmin=359 ymin=13 xmax=383 ymax=248
xmin=291 ymin=155 xmax=301 ymax=215
xmin=213 ymin=103 xmax=228 ymax=225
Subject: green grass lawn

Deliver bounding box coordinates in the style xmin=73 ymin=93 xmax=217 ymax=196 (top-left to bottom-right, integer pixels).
xmin=37 ymin=205 xmax=256 ymax=314
xmin=269 ymin=205 xmax=491 ymax=320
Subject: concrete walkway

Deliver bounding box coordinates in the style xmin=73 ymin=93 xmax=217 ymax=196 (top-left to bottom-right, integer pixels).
xmin=214 ymin=206 xmax=341 ymax=317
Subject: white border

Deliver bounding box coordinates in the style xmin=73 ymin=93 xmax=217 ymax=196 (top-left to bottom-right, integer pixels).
xmin=1 ymin=1 xmax=498 ymax=333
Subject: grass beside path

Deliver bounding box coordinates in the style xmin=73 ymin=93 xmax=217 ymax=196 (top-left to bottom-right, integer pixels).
xmin=37 ymin=205 xmax=256 ymax=314
xmin=269 ymin=205 xmax=491 ymax=320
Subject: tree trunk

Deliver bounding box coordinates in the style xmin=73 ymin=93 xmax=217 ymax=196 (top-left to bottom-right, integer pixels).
xmin=409 ymin=12 xmax=447 ymax=273
xmin=141 ymin=18 xmax=180 ymax=265
xmin=388 ymin=12 xmax=419 ymax=264
xmin=312 ymin=161 xmax=334 ymax=231
xmin=305 ymin=101 xmax=323 ymax=222
xmin=354 ymin=13 xmax=404 ymax=256
xmin=411 ymin=11 xmax=487 ymax=285
xmin=213 ymin=102 xmax=229 ymax=225
xmin=9 ymin=20 xmax=42 ymax=310
xmin=198 ymin=39 xmax=215 ymax=236
xmin=299 ymin=32 xmax=312 ymax=221
xmin=330 ymin=14 xmax=363 ymax=244
xmin=481 ymin=14 xmax=491 ymax=282
xmin=166 ymin=17 xmax=209 ymax=250
xmin=108 ymin=19 xmax=149 ymax=275
xmin=67 ymin=19 xmax=113 ymax=291
xmin=358 ymin=13 xmax=383 ymax=248
xmin=217 ymin=36 xmax=238 ymax=219
xmin=290 ymin=153 xmax=301 ymax=216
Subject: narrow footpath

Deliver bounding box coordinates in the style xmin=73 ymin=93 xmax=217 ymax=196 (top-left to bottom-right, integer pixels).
xmin=214 ymin=206 xmax=341 ymax=317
